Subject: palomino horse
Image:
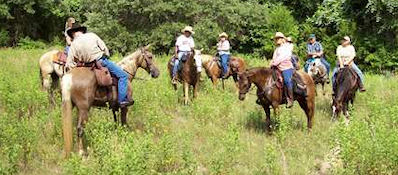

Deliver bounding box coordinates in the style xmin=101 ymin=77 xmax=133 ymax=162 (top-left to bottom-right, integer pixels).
xmin=61 ymin=46 xmax=160 ymax=157
xmin=167 ymin=50 xmax=200 ymax=105
xmin=308 ymin=59 xmax=328 ymax=95
xmin=39 ymin=50 xmax=65 ymax=105
xmin=238 ymin=67 xmax=316 ymax=131
xmin=202 ymin=54 xmax=246 ymax=89
xmin=332 ymin=67 xmax=359 ymax=124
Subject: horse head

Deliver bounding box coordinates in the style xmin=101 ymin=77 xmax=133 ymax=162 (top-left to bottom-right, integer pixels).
xmin=138 ymin=45 xmax=160 ymax=78
xmin=238 ymin=71 xmax=252 ymax=101
xmin=332 ymin=67 xmax=357 ymax=118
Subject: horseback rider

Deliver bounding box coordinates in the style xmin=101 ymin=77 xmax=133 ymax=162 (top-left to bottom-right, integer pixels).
xmin=305 ymin=34 xmax=330 ymax=83
xmin=64 ymin=17 xmax=75 ymax=55
xmin=286 ymin=37 xmax=300 ymax=70
xmin=271 ymin=32 xmax=294 ymax=108
xmin=217 ymin=32 xmax=231 ymax=79
xmin=332 ymin=36 xmax=366 ymax=92
xmin=172 ymin=26 xmax=195 ymax=85
xmin=65 ymin=23 xmax=134 ymax=107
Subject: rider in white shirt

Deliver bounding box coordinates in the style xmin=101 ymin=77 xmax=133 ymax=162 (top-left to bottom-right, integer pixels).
xmin=172 ymin=26 xmax=196 ymax=84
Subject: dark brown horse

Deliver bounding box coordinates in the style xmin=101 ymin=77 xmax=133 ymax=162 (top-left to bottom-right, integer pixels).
xmin=238 ymin=67 xmax=316 ymax=130
xmin=167 ymin=50 xmax=200 ymax=105
xmin=61 ymin=46 xmax=160 ymax=157
xmin=332 ymin=67 xmax=359 ymax=124
xmin=202 ymin=54 xmax=246 ymax=89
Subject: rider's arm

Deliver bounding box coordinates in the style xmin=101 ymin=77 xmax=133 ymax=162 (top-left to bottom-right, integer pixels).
xmin=316 ymin=43 xmax=324 ymax=57
xmin=306 ymin=44 xmax=314 ymax=57
xmin=336 ymin=46 xmax=344 ymax=68
xmin=66 ymin=43 xmax=76 ymax=68
xmin=96 ymin=37 xmax=110 ymax=57
xmin=347 ymin=46 xmax=356 ymax=66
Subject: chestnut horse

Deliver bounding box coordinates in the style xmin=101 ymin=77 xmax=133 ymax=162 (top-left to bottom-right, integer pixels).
xmin=332 ymin=67 xmax=358 ymax=124
xmin=39 ymin=50 xmax=65 ymax=106
xmin=308 ymin=59 xmax=328 ymax=95
xmin=61 ymin=46 xmax=160 ymax=157
xmin=238 ymin=67 xmax=316 ymax=130
xmin=167 ymin=50 xmax=200 ymax=105
xmin=202 ymin=54 xmax=246 ymax=89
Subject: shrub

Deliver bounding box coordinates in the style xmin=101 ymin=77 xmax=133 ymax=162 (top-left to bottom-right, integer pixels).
xmin=16 ymin=37 xmax=47 ymax=49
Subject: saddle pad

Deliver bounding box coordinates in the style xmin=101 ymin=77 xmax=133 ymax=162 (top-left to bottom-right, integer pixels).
xmin=53 ymin=51 xmax=67 ymax=64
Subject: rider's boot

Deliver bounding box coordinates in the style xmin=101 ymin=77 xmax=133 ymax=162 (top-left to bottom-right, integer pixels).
xmin=286 ymin=88 xmax=294 ymax=108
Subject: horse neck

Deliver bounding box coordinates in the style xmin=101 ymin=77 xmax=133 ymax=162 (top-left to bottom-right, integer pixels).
xmin=118 ymin=51 xmax=142 ymax=79
xmin=335 ymin=69 xmax=356 ymax=99
xmin=248 ymin=68 xmax=271 ymax=90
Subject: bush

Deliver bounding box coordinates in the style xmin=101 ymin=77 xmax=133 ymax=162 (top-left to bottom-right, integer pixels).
xmin=16 ymin=37 xmax=47 ymax=49
xmin=0 ymin=29 xmax=9 ymax=46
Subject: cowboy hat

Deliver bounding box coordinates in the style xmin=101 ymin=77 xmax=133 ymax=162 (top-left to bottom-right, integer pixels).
xmin=219 ymin=32 xmax=228 ymax=38
xmin=67 ymin=23 xmax=87 ymax=38
xmin=274 ymin=32 xmax=286 ymax=39
xmin=181 ymin=26 xmax=194 ymax=34
xmin=343 ymin=36 xmax=351 ymax=42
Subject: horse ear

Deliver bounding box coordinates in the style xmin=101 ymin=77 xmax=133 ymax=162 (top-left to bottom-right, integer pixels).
xmin=200 ymin=48 xmax=204 ymax=52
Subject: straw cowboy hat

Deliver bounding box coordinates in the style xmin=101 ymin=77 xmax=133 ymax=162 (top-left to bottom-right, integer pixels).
xmin=181 ymin=26 xmax=194 ymax=34
xmin=218 ymin=32 xmax=228 ymax=38
xmin=67 ymin=23 xmax=87 ymax=38
xmin=343 ymin=36 xmax=351 ymax=42
xmin=274 ymin=32 xmax=286 ymax=39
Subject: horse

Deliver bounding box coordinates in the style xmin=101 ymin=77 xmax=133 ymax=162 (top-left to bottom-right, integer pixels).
xmin=167 ymin=50 xmax=200 ymax=105
xmin=332 ymin=67 xmax=359 ymax=124
xmin=39 ymin=50 xmax=65 ymax=106
xmin=307 ymin=59 xmax=328 ymax=95
xmin=237 ymin=67 xmax=316 ymax=131
xmin=61 ymin=45 xmax=160 ymax=157
xmin=202 ymin=54 xmax=246 ymax=89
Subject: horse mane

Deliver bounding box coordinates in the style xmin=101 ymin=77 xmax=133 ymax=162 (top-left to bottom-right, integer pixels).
xmin=117 ymin=48 xmax=144 ymax=76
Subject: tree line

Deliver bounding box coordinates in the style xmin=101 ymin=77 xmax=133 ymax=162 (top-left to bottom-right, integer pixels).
xmin=0 ymin=0 xmax=397 ymax=72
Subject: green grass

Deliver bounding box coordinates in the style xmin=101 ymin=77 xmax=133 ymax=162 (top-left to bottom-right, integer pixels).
xmin=0 ymin=48 xmax=397 ymax=174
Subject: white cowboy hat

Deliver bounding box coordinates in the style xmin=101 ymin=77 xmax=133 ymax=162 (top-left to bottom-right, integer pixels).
xmin=218 ymin=32 xmax=228 ymax=38
xmin=343 ymin=36 xmax=351 ymax=42
xmin=181 ymin=26 xmax=194 ymax=34
xmin=274 ymin=32 xmax=286 ymax=39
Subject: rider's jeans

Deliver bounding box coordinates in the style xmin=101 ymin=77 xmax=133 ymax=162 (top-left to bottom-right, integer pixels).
xmin=100 ymin=56 xmax=129 ymax=103
xmin=172 ymin=51 xmax=187 ymax=77
xmin=282 ymin=68 xmax=294 ymax=91
xmin=220 ymin=54 xmax=230 ymax=76
xmin=332 ymin=63 xmax=365 ymax=85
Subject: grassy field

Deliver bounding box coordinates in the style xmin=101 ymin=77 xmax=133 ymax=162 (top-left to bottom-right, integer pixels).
xmin=0 ymin=48 xmax=397 ymax=175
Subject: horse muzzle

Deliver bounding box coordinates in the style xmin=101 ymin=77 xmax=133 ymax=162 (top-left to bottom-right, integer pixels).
xmin=239 ymin=93 xmax=246 ymax=101
xmin=150 ymin=67 xmax=160 ymax=78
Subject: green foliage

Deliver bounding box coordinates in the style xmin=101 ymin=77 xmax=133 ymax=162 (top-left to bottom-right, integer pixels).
xmin=16 ymin=37 xmax=47 ymax=49
xmin=0 ymin=29 xmax=9 ymax=46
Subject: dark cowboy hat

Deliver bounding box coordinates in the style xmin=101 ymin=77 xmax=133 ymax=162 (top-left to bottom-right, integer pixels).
xmin=67 ymin=23 xmax=87 ymax=38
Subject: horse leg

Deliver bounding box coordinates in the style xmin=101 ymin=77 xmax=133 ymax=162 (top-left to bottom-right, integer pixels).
xmin=112 ymin=109 xmax=118 ymax=123
xmin=77 ymin=108 xmax=89 ymax=156
xmin=193 ymin=83 xmax=198 ymax=99
xmin=298 ymin=99 xmax=314 ymax=130
xmin=184 ymin=82 xmax=189 ymax=105
xmin=322 ymin=83 xmax=326 ymax=96
xmin=211 ymin=76 xmax=218 ymax=88
xmin=343 ymin=103 xmax=350 ymax=125
xmin=120 ymin=107 xmax=128 ymax=126
xmin=222 ymin=79 xmax=225 ymax=90
xmin=262 ymin=104 xmax=272 ymax=132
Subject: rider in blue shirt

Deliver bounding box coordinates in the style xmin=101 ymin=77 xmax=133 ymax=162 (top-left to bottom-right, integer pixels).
xmin=305 ymin=34 xmax=330 ymax=83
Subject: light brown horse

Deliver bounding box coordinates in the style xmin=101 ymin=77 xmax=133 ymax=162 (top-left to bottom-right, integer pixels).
xmin=61 ymin=46 xmax=160 ymax=157
xmin=39 ymin=50 xmax=65 ymax=105
xmin=238 ymin=67 xmax=316 ymax=131
xmin=202 ymin=54 xmax=246 ymax=89
xmin=167 ymin=50 xmax=200 ymax=105
xmin=308 ymin=59 xmax=329 ymax=95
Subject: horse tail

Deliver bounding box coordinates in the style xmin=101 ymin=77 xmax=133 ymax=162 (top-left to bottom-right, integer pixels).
xmin=61 ymin=73 xmax=73 ymax=158
xmin=39 ymin=68 xmax=43 ymax=88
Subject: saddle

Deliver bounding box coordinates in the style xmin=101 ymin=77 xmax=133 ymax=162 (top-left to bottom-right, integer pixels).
xmin=76 ymin=60 xmax=133 ymax=104
xmin=52 ymin=51 xmax=67 ymax=65
xmin=271 ymin=67 xmax=307 ymax=97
